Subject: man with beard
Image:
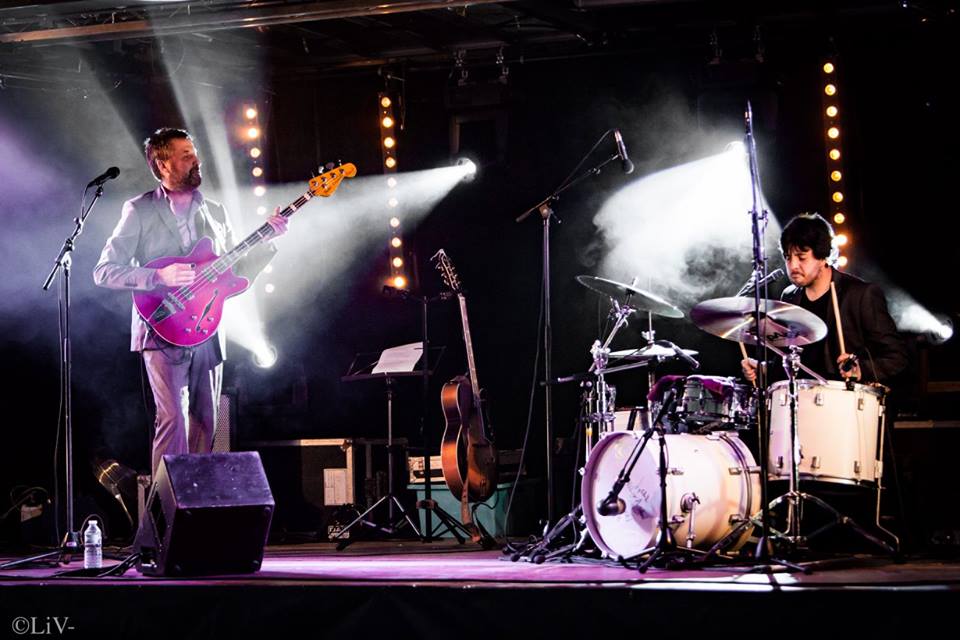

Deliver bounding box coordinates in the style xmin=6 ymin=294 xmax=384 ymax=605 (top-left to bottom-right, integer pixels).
xmin=94 ymin=128 xmax=287 ymax=476
xmin=741 ymin=213 xmax=907 ymax=385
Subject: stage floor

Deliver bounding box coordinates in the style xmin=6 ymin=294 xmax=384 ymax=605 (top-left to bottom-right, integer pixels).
xmin=3 ymin=541 xmax=960 ymax=636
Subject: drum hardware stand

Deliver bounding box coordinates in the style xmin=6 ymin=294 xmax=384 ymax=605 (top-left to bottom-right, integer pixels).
xmin=510 ymin=297 xmax=645 ymax=563
xmin=608 ymin=391 xmax=713 ymax=571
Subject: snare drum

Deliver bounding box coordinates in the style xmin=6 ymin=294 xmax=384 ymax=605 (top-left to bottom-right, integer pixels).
xmin=768 ymin=380 xmax=886 ymax=486
xmin=582 ymin=431 xmax=759 ymax=559
xmin=673 ymin=375 xmax=757 ymax=432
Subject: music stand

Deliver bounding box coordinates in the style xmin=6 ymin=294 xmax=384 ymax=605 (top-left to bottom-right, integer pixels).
xmin=335 ymin=345 xmax=469 ymax=548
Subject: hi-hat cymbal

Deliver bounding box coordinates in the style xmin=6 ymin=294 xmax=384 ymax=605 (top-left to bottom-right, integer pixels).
xmin=610 ymin=344 xmax=699 ymax=361
xmin=690 ymin=297 xmax=827 ymax=348
xmin=576 ymin=275 xmax=683 ymax=318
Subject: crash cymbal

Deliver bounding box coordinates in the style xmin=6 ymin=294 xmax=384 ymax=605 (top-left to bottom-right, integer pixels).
xmin=690 ymin=297 xmax=827 ymax=348
xmin=576 ymin=275 xmax=683 ymax=318
xmin=610 ymin=344 xmax=699 ymax=361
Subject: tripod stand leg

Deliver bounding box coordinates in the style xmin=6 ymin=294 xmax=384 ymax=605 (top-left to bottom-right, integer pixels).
xmin=799 ymin=492 xmax=897 ymax=555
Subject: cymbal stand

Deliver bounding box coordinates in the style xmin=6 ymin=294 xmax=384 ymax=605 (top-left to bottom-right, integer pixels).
xmin=510 ymin=297 xmax=636 ymax=562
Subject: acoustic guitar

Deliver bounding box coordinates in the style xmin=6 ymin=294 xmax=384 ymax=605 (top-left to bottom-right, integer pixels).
xmin=433 ymin=249 xmax=498 ymax=503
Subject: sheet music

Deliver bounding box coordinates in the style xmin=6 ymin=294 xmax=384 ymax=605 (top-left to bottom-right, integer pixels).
xmin=371 ymin=342 xmax=423 ymax=374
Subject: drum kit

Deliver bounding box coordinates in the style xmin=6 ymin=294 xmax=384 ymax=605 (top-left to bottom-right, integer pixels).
xmin=514 ymin=273 xmax=898 ymax=567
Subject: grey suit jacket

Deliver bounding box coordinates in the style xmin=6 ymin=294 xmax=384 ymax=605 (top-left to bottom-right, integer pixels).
xmin=93 ymin=186 xmax=275 ymax=358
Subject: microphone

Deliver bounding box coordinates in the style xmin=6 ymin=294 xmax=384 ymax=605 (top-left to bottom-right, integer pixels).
xmin=657 ymin=340 xmax=700 ymax=370
xmin=86 ymin=167 xmax=120 ymax=189
xmin=745 ymin=101 xmax=753 ymax=134
xmin=597 ymin=496 xmax=626 ymax=517
xmin=613 ymin=130 xmax=635 ymax=174
xmin=737 ymin=268 xmax=784 ymax=296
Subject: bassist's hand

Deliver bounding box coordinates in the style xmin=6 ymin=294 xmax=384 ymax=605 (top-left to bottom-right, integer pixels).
xmin=156 ymin=263 xmax=196 ymax=287
xmin=266 ymin=208 xmax=289 ymax=237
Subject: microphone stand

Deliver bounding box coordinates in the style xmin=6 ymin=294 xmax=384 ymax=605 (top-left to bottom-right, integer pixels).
xmin=2 ymin=184 xmax=106 ymax=570
xmin=515 ymin=130 xmax=624 ymax=525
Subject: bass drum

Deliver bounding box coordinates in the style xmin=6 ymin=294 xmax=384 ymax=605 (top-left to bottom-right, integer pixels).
xmin=582 ymin=431 xmax=758 ymax=560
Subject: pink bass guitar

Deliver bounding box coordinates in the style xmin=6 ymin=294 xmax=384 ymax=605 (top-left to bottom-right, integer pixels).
xmin=133 ymin=163 xmax=356 ymax=347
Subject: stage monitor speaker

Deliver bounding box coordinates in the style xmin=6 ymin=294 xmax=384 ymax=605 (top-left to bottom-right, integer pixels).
xmin=136 ymin=452 xmax=274 ymax=577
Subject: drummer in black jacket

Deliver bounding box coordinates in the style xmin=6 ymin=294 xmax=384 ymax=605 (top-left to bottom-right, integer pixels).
xmin=742 ymin=213 xmax=907 ymax=385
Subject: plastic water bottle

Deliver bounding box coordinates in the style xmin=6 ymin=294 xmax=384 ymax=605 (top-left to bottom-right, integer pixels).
xmin=83 ymin=519 xmax=103 ymax=570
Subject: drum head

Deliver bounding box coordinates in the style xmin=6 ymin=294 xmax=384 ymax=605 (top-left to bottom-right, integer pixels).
xmin=582 ymin=431 xmax=662 ymax=559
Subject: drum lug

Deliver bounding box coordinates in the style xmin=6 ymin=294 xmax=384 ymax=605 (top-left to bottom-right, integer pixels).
xmin=668 ymin=468 xmax=683 ymax=476
xmin=854 ymin=461 xmax=861 ymax=475
xmin=812 ymin=456 xmax=821 ymax=470
xmin=728 ymin=466 xmax=743 ymax=475
xmin=815 ymin=392 xmax=824 ymax=406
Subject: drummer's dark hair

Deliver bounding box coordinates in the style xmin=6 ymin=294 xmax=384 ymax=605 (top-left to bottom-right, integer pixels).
xmin=780 ymin=213 xmax=837 ymax=263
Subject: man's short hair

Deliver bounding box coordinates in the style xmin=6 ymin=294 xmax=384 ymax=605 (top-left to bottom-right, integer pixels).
xmin=780 ymin=213 xmax=838 ymax=263
xmin=143 ymin=128 xmax=193 ymax=181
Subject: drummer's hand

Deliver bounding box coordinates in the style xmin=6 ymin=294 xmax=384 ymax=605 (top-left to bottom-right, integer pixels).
xmin=741 ymin=358 xmax=758 ymax=383
xmin=837 ymin=353 xmax=861 ymax=381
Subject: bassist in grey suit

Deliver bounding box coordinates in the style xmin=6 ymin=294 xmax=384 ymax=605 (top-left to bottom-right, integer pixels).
xmin=94 ymin=128 xmax=287 ymax=476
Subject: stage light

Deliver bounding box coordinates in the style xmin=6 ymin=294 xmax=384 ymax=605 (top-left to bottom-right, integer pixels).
xmin=382 ymin=116 xmax=394 ymax=128
xmin=456 ymin=158 xmax=478 ymax=182
xmin=824 ymin=84 xmax=837 ymax=96
xmin=254 ymin=185 xmax=266 ymax=197
xmin=245 ymin=107 xmax=258 ymax=120
xmin=933 ymin=317 xmax=954 ymax=343
xmin=391 ymin=237 xmax=402 ymax=248
xmin=834 ymin=212 xmax=845 ymax=224
xmin=381 ymin=96 xmax=392 ymax=108
xmin=831 ymin=170 xmax=842 ymax=182
xmin=253 ymin=345 xmax=278 ymax=369
xmin=387 ymin=177 xmax=398 ymax=188
xmin=252 ymin=167 xmax=263 ymax=177
xmin=264 ymin=283 xmax=275 ymax=294
xmin=837 ymin=255 xmax=848 ymax=267
xmin=392 ymin=257 xmax=403 ymax=268
xmin=835 ymin=233 xmax=848 ymax=246
xmin=826 ymin=105 xmax=838 ymax=118
xmin=832 ymin=191 xmax=844 ymax=203
xmin=247 ymin=127 xmax=260 ymax=140
xmin=829 ymin=149 xmax=841 ymax=161
xmin=389 ymin=217 xmax=400 ymax=228
xmin=388 ymin=197 xmax=399 ymax=208
xmin=384 ymin=136 xmax=396 ymax=149
xmin=827 ymin=127 xmax=840 ymax=139
xmin=256 ymin=206 xmax=267 ymax=215
xmin=392 ymin=275 xmax=407 ymax=289
xmin=264 ymin=264 xmax=273 ymax=274
xmin=823 ymin=62 xmax=835 ymax=74
xmin=250 ymin=147 xmax=262 ymax=159
xmin=385 ymin=157 xmax=397 ymax=169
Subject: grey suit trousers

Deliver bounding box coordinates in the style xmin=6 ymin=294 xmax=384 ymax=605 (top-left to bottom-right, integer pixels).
xmin=142 ymin=340 xmax=222 ymax=476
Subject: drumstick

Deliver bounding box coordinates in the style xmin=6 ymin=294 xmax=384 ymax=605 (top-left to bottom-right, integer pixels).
xmin=830 ymin=281 xmax=846 ymax=355
xmin=738 ymin=340 xmax=757 ymax=387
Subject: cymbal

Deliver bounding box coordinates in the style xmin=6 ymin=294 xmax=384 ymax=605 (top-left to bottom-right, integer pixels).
xmin=690 ymin=297 xmax=827 ymax=348
xmin=610 ymin=344 xmax=699 ymax=361
xmin=576 ymin=275 xmax=683 ymax=318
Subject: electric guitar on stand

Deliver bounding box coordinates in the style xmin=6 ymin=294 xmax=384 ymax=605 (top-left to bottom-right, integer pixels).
xmin=133 ymin=163 xmax=356 ymax=346
xmin=433 ymin=249 xmax=499 ymax=521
